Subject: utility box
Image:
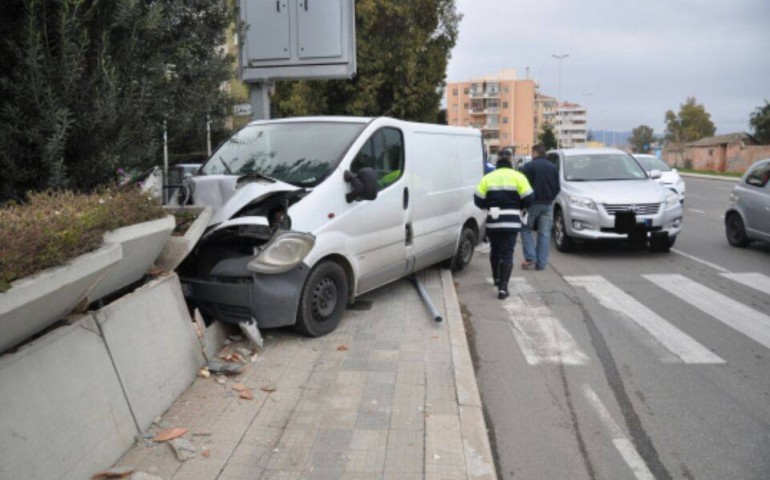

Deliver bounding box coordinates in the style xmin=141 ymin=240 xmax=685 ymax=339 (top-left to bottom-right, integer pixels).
xmin=239 ymin=0 xmax=356 ymax=82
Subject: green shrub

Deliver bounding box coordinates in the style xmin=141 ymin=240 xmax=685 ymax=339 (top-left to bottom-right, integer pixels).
xmin=0 ymin=189 xmax=167 ymax=292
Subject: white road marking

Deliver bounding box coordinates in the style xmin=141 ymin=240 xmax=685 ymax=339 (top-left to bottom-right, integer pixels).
xmin=720 ymin=272 xmax=770 ymax=296
xmin=582 ymin=385 xmax=655 ymax=480
xmin=489 ymin=277 xmax=590 ymax=365
xmin=565 ymin=276 xmax=724 ymax=364
xmin=671 ymin=248 xmax=731 ymax=273
xmin=687 ymin=208 xmax=706 ymax=214
xmin=644 ymin=274 xmax=770 ymax=350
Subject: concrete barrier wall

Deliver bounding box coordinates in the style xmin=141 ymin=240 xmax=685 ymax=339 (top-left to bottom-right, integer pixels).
xmin=96 ymin=274 xmax=205 ymax=431
xmin=0 ymin=273 xmax=208 ymax=480
xmin=0 ymin=317 xmax=137 ymax=480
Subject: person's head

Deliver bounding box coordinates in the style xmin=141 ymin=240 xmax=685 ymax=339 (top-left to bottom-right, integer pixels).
xmin=532 ymin=144 xmax=546 ymax=158
xmin=496 ymin=149 xmax=513 ymax=166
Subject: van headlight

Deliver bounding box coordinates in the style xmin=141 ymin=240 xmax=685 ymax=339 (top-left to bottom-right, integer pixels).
xmin=247 ymin=231 xmax=315 ymax=274
xmin=665 ymin=192 xmax=679 ymax=207
xmin=568 ymin=196 xmax=597 ymax=211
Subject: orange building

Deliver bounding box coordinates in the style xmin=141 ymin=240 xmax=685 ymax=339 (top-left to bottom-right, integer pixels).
xmin=446 ymin=69 xmax=536 ymax=154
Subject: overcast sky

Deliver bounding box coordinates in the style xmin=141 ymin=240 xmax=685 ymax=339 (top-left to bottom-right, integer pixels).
xmin=446 ymin=0 xmax=770 ymax=135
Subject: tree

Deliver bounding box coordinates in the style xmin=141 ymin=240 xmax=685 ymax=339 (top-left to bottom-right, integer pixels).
xmin=630 ymin=125 xmax=655 ymax=153
xmin=538 ymin=124 xmax=557 ymax=150
xmin=664 ymin=97 xmax=716 ymax=144
xmin=749 ymin=100 xmax=770 ymax=144
xmin=0 ymin=0 xmax=235 ymax=201
xmin=271 ymin=0 xmax=461 ymax=123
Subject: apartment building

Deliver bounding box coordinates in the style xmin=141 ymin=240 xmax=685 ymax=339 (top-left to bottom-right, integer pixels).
xmin=556 ymin=102 xmax=588 ymax=148
xmin=446 ymin=69 xmax=535 ymax=154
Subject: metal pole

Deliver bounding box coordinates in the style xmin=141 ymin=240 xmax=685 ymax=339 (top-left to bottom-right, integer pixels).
xmin=411 ymin=275 xmax=443 ymax=323
xmin=206 ymin=113 xmax=212 ymax=156
xmin=163 ymin=119 xmax=169 ymax=204
xmin=552 ymin=54 xmax=569 ymax=149
xmin=249 ymin=81 xmax=272 ymax=121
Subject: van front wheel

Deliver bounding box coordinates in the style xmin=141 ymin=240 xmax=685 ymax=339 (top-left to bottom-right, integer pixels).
xmin=449 ymin=227 xmax=477 ymax=271
xmin=295 ymin=261 xmax=348 ymax=337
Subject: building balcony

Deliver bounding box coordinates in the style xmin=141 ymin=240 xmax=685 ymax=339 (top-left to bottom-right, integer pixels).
xmin=483 ymin=124 xmax=500 ymax=131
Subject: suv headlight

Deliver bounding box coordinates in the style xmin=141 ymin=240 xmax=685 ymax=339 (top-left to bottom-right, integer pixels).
xmin=568 ymin=196 xmax=597 ymax=211
xmin=247 ymin=231 xmax=315 ymax=274
xmin=665 ymin=192 xmax=679 ymax=207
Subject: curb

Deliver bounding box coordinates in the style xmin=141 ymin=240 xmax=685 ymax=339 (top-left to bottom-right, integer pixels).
xmin=679 ymin=172 xmax=740 ymax=182
xmin=441 ymin=269 xmax=498 ymax=479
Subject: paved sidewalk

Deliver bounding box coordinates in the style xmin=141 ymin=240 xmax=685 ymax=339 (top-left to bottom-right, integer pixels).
xmin=113 ymin=268 xmax=496 ymax=480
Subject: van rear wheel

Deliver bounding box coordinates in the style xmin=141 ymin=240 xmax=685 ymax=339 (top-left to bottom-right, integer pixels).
xmin=449 ymin=227 xmax=476 ymax=271
xmin=295 ymin=261 xmax=348 ymax=337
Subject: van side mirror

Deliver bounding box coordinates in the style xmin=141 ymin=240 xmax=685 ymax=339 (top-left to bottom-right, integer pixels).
xmin=344 ymin=168 xmax=378 ymax=203
xmin=649 ymin=169 xmax=662 ymax=180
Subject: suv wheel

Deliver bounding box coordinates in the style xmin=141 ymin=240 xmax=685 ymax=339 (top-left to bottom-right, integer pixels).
xmin=553 ymin=207 xmax=574 ymax=252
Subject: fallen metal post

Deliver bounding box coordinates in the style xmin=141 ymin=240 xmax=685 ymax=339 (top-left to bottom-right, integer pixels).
xmin=411 ymin=274 xmax=443 ymax=323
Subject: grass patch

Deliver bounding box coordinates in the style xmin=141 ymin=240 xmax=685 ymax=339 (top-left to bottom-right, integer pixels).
xmin=0 ymin=189 xmax=167 ymax=292
xmin=677 ymin=168 xmax=743 ymax=178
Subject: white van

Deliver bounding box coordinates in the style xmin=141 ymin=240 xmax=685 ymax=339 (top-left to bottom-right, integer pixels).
xmin=178 ymin=116 xmax=486 ymax=336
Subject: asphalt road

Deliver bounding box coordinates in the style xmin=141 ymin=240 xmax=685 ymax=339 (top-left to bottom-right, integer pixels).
xmin=454 ymin=176 xmax=770 ymax=480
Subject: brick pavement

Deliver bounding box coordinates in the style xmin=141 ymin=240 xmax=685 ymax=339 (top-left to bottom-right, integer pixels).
xmin=114 ymin=268 xmax=496 ymax=480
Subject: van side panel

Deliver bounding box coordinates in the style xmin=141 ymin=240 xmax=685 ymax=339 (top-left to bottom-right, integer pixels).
xmin=409 ymin=131 xmax=467 ymax=271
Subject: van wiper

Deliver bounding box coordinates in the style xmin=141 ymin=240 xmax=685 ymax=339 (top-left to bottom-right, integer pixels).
xmin=219 ymin=157 xmax=232 ymax=174
xmin=238 ymin=171 xmax=277 ymax=184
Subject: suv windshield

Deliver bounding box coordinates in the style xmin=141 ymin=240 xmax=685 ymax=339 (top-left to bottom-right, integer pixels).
xmin=200 ymin=122 xmax=366 ymax=187
xmin=635 ymin=155 xmax=672 ymax=172
xmin=564 ymin=153 xmax=647 ymax=181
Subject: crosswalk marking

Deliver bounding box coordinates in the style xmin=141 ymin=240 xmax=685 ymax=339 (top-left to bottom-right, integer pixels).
xmin=565 ymin=276 xmax=725 ymax=364
xmin=491 ymin=277 xmax=590 ymax=365
xmin=582 ymin=385 xmax=655 ymax=480
xmin=644 ymin=274 xmax=770 ymax=350
xmin=720 ymin=272 xmax=770 ymax=296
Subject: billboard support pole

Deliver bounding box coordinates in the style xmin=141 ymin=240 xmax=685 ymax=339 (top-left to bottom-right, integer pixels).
xmin=249 ymin=81 xmax=272 ymax=121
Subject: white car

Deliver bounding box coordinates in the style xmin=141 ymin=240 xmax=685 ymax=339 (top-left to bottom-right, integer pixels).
xmin=547 ymin=148 xmax=684 ymax=252
xmin=633 ymin=154 xmax=686 ymax=204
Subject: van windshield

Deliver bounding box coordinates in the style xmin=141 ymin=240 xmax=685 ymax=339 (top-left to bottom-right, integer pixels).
xmin=200 ymin=122 xmax=366 ymax=187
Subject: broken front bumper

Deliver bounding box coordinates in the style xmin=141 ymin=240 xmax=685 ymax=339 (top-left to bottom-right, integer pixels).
xmin=181 ymin=262 xmax=310 ymax=328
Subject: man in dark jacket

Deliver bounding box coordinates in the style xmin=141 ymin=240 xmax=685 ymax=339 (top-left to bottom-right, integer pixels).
xmin=474 ymin=149 xmax=534 ymax=299
xmin=520 ymin=144 xmax=560 ymax=270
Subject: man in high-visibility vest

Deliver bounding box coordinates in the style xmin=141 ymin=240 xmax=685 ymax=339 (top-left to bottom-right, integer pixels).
xmin=474 ymin=149 xmax=534 ymax=299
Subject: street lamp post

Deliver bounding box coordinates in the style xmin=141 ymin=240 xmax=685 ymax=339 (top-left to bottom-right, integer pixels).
xmin=552 ymin=54 xmax=569 ymax=149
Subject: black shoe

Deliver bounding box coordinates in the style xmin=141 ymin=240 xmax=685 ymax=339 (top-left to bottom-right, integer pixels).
xmin=498 ymin=290 xmax=509 ymax=300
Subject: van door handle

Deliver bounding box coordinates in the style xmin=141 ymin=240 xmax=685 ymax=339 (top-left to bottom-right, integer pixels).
xmin=403 ymin=187 xmax=409 ymax=209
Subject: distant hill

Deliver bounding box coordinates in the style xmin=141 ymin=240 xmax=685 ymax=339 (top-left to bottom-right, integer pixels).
xmin=589 ymin=130 xmax=632 ymax=147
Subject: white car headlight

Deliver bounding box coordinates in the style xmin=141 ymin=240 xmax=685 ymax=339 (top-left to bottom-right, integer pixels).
xmin=665 ymin=192 xmax=679 ymax=207
xmin=247 ymin=231 xmax=316 ymax=274
xmin=568 ymin=196 xmax=597 ymax=211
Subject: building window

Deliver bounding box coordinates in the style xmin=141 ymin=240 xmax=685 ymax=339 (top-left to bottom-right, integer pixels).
xmin=502 ymin=117 xmax=509 ymax=124
xmin=464 ymin=103 xmax=469 ymax=109
xmin=503 ymin=87 xmax=509 ymax=93
xmin=452 ymin=88 xmax=458 ymax=96
xmin=502 ymin=102 xmax=508 ymax=109
xmin=463 ymin=88 xmax=469 ymax=94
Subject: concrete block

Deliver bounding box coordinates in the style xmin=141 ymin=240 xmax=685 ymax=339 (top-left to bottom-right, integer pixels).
xmin=156 ymin=206 xmax=213 ymax=272
xmin=89 ymin=215 xmax=175 ymax=302
xmin=95 ymin=273 xmax=204 ymax=431
xmin=0 ymin=316 xmax=137 ymax=480
xmin=0 ymin=243 xmax=121 ymax=353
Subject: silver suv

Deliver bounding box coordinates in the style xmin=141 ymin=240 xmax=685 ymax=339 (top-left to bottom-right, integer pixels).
xmin=725 ymin=158 xmax=770 ymax=247
xmin=547 ymin=148 xmax=684 ymax=252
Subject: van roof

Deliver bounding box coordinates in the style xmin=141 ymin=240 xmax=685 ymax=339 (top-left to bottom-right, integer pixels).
xmin=246 ymin=116 xmax=480 ymax=136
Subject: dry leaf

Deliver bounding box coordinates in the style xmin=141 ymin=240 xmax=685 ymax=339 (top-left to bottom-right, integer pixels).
xmin=231 ymin=383 xmax=246 ymax=392
xmin=260 ymin=386 xmax=276 ymax=393
xmin=337 ymin=344 xmax=349 ymax=351
xmin=201 ymin=448 xmax=210 ymax=458
xmin=91 ymin=466 xmax=134 ymax=479
xmin=153 ymin=427 xmax=188 ymax=442
xmin=239 ymin=388 xmax=254 ymax=400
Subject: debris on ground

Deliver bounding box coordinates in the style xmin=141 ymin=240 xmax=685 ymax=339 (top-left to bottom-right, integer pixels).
xmin=337 ymin=344 xmax=349 ymax=351
xmin=153 ymin=427 xmax=188 ymax=442
xmin=169 ymin=438 xmax=197 ymax=461
xmin=201 ymin=448 xmax=210 ymax=458
xmin=197 ymin=367 xmax=211 ymax=378
xmin=91 ymin=465 xmax=134 ymax=479
xmin=207 ymin=359 xmax=244 ymax=375
xmin=260 ymin=386 xmax=276 ymax=393
xmin=232 ymin=383 xmax=255 ymax=400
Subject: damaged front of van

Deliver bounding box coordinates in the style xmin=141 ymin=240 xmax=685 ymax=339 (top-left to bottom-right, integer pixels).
xmin=178 ymin=117 xmax=373 ymax=338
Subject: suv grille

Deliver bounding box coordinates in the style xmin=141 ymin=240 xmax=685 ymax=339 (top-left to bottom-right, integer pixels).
xmin=603 ymin=203 xmax=660 ymax=216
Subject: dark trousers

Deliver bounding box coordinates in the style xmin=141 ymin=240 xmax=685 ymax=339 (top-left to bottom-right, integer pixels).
xmin=488 ymin=230 xmax=517 ymax=289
